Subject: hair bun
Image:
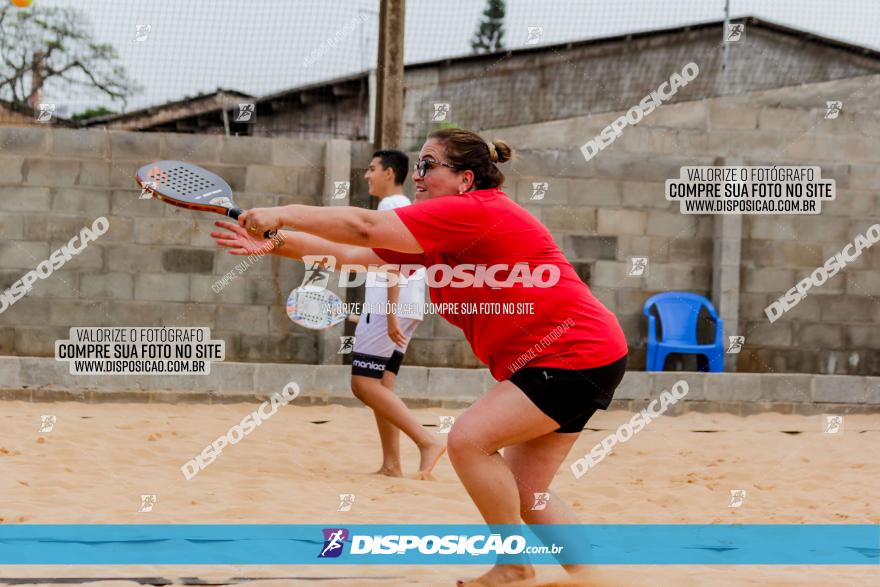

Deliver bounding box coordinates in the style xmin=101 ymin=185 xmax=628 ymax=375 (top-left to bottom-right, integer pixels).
xmin=490 ymin=139 xmax=512 ymax=164
xmin=487 ymin=142 xmax=498 ymax=162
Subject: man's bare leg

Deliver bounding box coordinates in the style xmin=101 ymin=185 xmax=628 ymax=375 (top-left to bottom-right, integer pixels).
xmin=372 ymin=371 xmax=402 ymax=476
xmin=351 ymin=373 xmax=445 ymax=477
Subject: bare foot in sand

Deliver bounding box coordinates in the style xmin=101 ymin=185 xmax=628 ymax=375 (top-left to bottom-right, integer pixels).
xmin=372 ymin=464 xmax=403 ymax=477
xmin=412 ymin=436 xmax=446 ymax=480
xmin=564 ymin=565 xmax=612 ymax=585
xmin=457 ymin=564 xmax=535 ymax=586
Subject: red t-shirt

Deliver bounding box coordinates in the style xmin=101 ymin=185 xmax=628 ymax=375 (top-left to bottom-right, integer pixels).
xmin=373 ymin=188 xmax=628 ymax=381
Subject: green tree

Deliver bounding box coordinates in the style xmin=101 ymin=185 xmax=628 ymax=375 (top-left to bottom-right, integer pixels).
xmin=70 ymin=106 xmax=116 ymax=121
xmin=409 ymin=120 xmax=457 ymax=152
xmin=0 ymin=3 xmax=137 ymax=108
xmin=471 ymin=0 xmax=505 ymax=54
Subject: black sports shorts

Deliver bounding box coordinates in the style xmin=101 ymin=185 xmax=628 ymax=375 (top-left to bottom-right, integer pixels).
xmin=351 ymin=350 xmax=405 ymax=378
xmin=510 ymin=354 xmax=628 ymax=433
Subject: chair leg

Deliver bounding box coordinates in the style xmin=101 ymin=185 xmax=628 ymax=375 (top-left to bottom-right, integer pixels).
xmin=699 ymin=351 xmax=723 ymax=372
xmin=709 ymin=350 xmax=725 ymax=373
xmin=696 ymin=354 xmax=708 ymax=372
xmin=654 ymin=349 xmax=670 ymax=372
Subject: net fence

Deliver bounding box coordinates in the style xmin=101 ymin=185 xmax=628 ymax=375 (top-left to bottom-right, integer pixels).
xmin=0 ymin=0 xmax=877 ymax=143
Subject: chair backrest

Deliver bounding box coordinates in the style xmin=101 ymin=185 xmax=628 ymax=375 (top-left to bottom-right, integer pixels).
xmin=643 ymin=292 xmax=717 ymax=344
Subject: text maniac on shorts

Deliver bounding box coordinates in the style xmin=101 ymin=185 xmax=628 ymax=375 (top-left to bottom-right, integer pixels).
xmin=351 ymin=358 xmax=386 ymax=372
xmin=0 ymin=216 xmax=109 ymax=315
xmin=580 ymin=62 xmax=699 ymax=162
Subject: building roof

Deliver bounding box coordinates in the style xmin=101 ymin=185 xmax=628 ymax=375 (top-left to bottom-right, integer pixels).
xmin=82 ymin=88 xmax=255 ymax=129
xmin=79 ymin=16 xmax=880 ymax=132
xmin=405 ymin=15 xmax=880 ymax=71
xmin=0 ymin=98 xmax=76 ymax=127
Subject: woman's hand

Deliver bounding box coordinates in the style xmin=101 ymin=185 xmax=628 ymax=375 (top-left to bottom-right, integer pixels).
xmin=239 ymin=207 xmax=285 ymax=236
xmin=211 ymin=220 xmax=279 ymax=256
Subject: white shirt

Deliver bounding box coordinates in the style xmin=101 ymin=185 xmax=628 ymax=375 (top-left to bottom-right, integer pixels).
xmin=363 ymin=195 xmax=426 ymax=320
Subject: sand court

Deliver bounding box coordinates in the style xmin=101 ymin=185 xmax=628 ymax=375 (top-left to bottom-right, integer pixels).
xmin=0 ymin=399 xmax=877 ymax=586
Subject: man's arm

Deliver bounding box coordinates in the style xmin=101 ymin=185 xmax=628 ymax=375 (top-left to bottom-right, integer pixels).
xmin=387 ymin=281 xmax=400 ymax=306
xmin=385 ymin=280 xmax=408 ymax=347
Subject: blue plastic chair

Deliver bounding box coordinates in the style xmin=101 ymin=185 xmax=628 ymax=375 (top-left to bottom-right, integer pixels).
xmin=643 ymin=292 xmax=725 ymax=372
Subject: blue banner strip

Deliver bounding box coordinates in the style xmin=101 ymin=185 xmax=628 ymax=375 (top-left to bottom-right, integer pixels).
xmin=0 ymin=525 xmax=877 ymax=565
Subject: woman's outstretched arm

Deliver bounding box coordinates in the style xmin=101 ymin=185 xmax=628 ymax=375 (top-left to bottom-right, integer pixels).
xmin=211 ymin=220 xmax=392 ymax=268
xmin=238 ymin=205 xmax=423 ymax=253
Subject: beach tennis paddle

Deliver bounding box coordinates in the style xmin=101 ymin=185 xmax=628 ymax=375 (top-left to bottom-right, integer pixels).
xmin=286 ymin=287 xmax=359 ymax=330
xmin=135 ymin=160 xmax=276 ymax=238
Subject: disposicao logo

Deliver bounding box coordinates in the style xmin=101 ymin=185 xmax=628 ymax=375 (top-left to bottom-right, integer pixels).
xmin=318 ymin=530 xmax=529 ymax=557
xmin=319 ymin=528 xmax=349 ymax=558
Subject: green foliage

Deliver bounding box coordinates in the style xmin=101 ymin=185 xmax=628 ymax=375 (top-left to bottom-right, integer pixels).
xmin=471 ymin=0 xmax=506 ymax=54
xmin=0 ymin=2 xmax=139 ymax=109
xmin=409 ymin=120 xmax=457 ymax=151
xmin=70 ymin=106 xmax=115 ymax=121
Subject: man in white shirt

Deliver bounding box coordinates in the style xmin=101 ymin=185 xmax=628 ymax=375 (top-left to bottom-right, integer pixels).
xmin=351 ymin=150 xmax=430 ymax=477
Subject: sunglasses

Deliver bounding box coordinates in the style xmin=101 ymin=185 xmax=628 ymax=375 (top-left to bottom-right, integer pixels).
xmin=414 ymin=159 xmax=458 ymax=178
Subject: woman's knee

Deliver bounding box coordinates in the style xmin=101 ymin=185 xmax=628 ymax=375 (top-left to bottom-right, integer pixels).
xmin=447 ymin=422 xmax=475 ymax=460
xmin=447 ymin=419 xmax=493 ymax=462
xmin=446 ymin=424 xmax=466 ymax=458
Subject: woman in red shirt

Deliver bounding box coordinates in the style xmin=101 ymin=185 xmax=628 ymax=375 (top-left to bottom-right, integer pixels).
xmin=214 ymin=129 xmax=628 ymax=586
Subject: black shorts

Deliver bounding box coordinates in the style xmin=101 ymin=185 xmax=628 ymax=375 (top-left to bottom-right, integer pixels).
xmin=351 ymin=350 xmax=405 ymax=378
xmin=510 ymin=354 xmax=628 ymax=433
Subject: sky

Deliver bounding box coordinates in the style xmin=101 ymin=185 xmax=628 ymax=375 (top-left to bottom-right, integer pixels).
xmin=15 ymin=0 xmax=880 ymax=116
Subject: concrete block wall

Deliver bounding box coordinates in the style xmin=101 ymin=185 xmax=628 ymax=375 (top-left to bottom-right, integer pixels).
xmin=709 ymin=85 xmax=880 ymax=375
xmin=484 ymin=77 xmax=880 ymax=375
xmin=0 ymin=127 xmax=326 ymax=362
xmin=2 ymin=356 xmax=877 ymax=414
xmin=402 ymin=24 xmax=880 ymax=148
xmin=3 ymin=78 xmax=879 ymax=377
